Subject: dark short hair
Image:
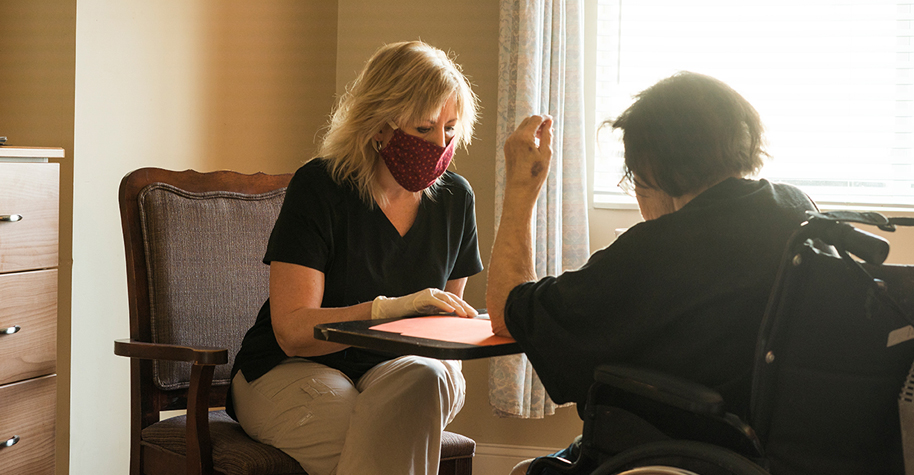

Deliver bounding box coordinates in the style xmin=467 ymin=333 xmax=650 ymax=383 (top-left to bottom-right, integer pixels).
xmin=611 ymin=72 xmax=767 ymax=198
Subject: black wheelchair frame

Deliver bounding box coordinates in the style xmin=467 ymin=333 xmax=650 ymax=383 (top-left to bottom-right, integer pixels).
xmin=529 ymin=211 xmax=914 ymax=475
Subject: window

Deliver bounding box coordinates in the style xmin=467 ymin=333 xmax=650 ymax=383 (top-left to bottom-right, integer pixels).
xmin=593 ymin=0 xmax=914 ymax=209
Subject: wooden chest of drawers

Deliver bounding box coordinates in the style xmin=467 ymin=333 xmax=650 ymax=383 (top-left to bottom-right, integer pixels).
xmin=0 ymin=148 xmax=62 ymax=474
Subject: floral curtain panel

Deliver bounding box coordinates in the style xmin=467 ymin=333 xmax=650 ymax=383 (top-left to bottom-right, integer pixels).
xmin=490 ymin=0 xmax=590 ymax=418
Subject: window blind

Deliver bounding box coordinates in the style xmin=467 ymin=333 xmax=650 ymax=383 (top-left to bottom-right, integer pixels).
xmin=594 ymin=0 xmax=914 ymax=209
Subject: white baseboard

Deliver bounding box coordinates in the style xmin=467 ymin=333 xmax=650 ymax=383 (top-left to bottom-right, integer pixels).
xmin=472 ymin=443 xmax=562 ymax=475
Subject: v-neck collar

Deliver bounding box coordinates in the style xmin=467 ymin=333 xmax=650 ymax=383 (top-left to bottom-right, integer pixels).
xmin=373 ymin=195 xmax=426 ymax=245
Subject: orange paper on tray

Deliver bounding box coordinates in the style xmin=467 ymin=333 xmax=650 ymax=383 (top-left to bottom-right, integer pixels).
xmin=370 ymin=316 xmax=515 ymax=346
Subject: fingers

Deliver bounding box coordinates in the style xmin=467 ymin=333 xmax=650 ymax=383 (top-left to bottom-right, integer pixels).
xmin=507 ymin=115 xmax=550 ymax=154
xmin=503 ymin=115 xmax=554 ymax=194
xmin=414 ymin=288 xmax=455 ymax=314
xmin=537 ymin=116 xmax=553 ymax=152
xmin=517 ymin=114 xmax=553 ymax=144
xmin=445 ymin=293 xmax=478 ymax=318
xmin=518 ymin=114 xmax=546 ymax=134
xmin=376 ymin=289 xmax=479 ymax=319
xmin=417 ymin=289 xmax=478 ymax=318
xmin=507 ymin=114 xmax=547 ymax=140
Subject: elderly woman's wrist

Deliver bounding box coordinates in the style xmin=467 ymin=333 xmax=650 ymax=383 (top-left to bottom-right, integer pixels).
xmin=504 ymin=181 xmax=544 ymax=205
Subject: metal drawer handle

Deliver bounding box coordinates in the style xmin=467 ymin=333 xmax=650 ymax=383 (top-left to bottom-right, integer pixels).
xmin=1 ymin=435 xmax=19 ymax=448
xmin=0 ymin=214 xmax=22 ymax=222
xmin=2 ymin=325 xmax=20 ymax=335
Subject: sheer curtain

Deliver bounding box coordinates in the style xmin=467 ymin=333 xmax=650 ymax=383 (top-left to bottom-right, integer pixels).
xmin=489 ymin=0 xmax=590 ymax=418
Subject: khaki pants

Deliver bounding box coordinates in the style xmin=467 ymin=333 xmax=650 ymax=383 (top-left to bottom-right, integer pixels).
xmin=232 ymin=356 xmax=465 ymax=475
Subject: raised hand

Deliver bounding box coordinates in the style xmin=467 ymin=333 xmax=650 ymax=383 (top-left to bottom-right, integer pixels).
xmin=503 ymin=115 xmax=554 ymax=197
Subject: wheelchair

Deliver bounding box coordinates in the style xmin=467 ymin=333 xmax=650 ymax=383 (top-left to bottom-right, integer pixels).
xmin=529 ymin=211 xmax=914 ymax=475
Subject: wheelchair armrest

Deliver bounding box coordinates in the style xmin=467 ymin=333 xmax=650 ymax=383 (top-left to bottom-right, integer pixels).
xmin=594 ymin=365 xmax=725 ymax=416
xmin=587 ymin=365 xmax=765 ymax=462
xmin=114 ymin=338 xmax=228 ymax=365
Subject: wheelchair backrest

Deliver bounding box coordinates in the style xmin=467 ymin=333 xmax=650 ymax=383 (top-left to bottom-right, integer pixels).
xmin=750 ymin=222 xmax=914 ymax=475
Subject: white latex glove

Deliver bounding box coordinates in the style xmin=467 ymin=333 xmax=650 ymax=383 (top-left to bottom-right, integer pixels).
xmin=371 ymin=288 xmax=478 ymax=320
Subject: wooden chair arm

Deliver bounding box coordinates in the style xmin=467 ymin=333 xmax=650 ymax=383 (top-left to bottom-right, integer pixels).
xmin=115 ymin=338 xmax=224 ymax=475
xmin=114 ymin=338 xmax=228 ymax=365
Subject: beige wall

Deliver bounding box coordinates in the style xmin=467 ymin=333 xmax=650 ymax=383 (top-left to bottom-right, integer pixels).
xmin=70 ymin=1 xmax=338 ymax=473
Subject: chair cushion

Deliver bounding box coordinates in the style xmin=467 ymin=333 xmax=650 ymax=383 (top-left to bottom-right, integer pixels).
xmin=142 ymin=410 xmax=476 ymax=474
xmin=137 ymin=184 xmax=285 ymax=390
xmin=142 ymin=410 xmax=306 ymax=475
xmin=441 ymin=430 xmax=476 ymax=461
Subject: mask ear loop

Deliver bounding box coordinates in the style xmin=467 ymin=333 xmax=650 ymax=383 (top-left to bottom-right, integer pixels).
xmin=374 ymin=121 xmax=400 ymax=152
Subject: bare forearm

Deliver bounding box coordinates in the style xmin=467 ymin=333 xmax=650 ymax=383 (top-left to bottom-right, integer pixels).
xmin=275 ymin=278 xmax=469 ymax=357
xmin=486 ymin=187 xmax=539 ymax=337
xmin=273 ymin=301 xmax=373 ymax=357
xmin=487 ymin=114 xmax=554 ymax=338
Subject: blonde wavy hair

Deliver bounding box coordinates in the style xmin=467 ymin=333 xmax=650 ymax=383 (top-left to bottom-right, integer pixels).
xmin=315 ymin=41 xmax=479 ymax=206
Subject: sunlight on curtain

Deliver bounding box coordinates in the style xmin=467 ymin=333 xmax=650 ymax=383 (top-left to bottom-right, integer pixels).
xmin=490 ymin=0 xmax=590 ymax=418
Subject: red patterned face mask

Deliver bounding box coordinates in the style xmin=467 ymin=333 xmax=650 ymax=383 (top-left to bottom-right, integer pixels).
xmin=380 ymin=128 xmax=455 ymax=192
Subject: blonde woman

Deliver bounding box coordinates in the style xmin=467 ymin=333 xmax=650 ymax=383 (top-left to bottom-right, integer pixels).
xmin=229 ymin=41 xmax=482 ymax=475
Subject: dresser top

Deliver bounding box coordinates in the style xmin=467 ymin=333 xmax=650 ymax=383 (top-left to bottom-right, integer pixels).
xmin=0 ymin=146 xmax=65 ymax=161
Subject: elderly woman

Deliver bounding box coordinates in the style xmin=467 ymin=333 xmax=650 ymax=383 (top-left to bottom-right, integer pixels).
xmin=229 ymin=41 xmax=482 ymax=475
xmin=487 ymin=72 xmax=818 ymax=474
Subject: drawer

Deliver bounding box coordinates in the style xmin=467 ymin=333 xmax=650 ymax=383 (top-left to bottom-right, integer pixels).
xmin=0 ymin=162 xmax=59 ymax=273
xmin=0 ymin=269 xmax=57 ymax=386
xmin=0 ymin=374 xmax=55 ymax=474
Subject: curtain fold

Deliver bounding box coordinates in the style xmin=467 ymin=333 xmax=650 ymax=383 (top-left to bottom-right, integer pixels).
xmin=489 ymin=0 xmax=590 ymax=419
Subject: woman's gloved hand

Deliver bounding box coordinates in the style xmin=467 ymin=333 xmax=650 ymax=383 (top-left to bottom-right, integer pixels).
xmin=371 ymin=288 xmax=478 ymax=320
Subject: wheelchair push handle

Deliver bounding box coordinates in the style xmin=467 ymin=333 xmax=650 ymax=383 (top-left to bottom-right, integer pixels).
xmin=802 ymin=211 xmax=895 ymax=265
xmin=822 ymin=222 xmax=890 ymax=266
